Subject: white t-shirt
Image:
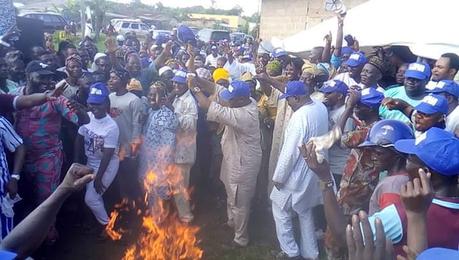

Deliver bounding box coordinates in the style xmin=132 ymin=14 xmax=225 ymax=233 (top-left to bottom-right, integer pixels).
xmin=446 ymin=106 xmax=459 ymax=133
xmin=205 ymin=54 xmax=220 ymax=68
xmin=78 ymin=113 xmax=120 ymax=169
xmin=334 ymin=72 xmax=359 ymax=88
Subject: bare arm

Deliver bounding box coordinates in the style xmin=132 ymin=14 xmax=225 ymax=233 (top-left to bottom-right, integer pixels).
xmin=337 ymin=90 xmax=359 ymax=132
xmin=301 ymin=143 xmax=347 ymax=246
xmin=11 ymin=145 xmax=25 ymax=175
xmin=0 ymin=164 xmax=94 ymax=259
xmin=73 ymin=134 xmax=84 ymax=163
xmin=193 ymin=76 xmax=216 ymax=96
xmin=154 ymin=41 xmax=172 ymax=69
xmin=322 ymin=32 xmax=332 ymax=63
xmin=333 ymin=15 xmax=345 ymax=57
xmin=255 ymin=73 xmax=286 ymax=93
xmin=382 ymin=98 xmax=414 ymax=118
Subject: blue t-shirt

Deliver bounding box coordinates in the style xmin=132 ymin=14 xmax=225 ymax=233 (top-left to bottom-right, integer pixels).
xmin=379 ymin=86 xmax=424 ymax=124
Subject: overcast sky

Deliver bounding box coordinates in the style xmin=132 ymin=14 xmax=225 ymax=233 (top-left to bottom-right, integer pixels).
xmin=112 ymin=0 xmax=261 ymax=15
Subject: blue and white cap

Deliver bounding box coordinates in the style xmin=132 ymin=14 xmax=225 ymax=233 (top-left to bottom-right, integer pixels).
xmin=395 ymin=127 xmax=459 ymax=176
xmin=279 ymin=81 xmax=308 ymax=99
xmin=405 ymin=62 xmax=431 ymax=80
xmin=359 ymin=87 xmax=385 ymax=108
xmin=219 ymin=80 xmax=251 ymax=101
xmin=414 ymin=94 xmax=448 ymax=115
xmin=271 ymin=48 xmax=287 ymax=58
xmin=426 ymin=80 xmax=459 ymax=97
xmin=172 ymin=70 xmax=187 ymax=84
xmin=346 ymin=52 xmax=367 ymax=67
xmin=87 ymin=82 xmax=110 ymax=104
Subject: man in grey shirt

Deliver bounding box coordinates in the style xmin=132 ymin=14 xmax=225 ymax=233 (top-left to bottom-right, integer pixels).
xmin=108 ymin=67 xmax=144 ymax=200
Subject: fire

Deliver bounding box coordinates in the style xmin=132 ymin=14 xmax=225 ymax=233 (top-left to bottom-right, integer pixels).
xmin=106 ymin=165 xmax=203 ymax=260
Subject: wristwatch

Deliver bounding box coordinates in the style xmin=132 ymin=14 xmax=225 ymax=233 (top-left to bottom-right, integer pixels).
xmin=11 ymin=174 xmax=20 ymax=181
xmin=319 ymin=179 xmax=334 ymax=190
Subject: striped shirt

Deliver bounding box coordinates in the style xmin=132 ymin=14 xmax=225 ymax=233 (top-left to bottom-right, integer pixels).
xmin=0 ymin=116 xmax=22 ymax=196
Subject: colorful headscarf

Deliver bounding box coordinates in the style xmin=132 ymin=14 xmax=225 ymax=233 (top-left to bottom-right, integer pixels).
xmin=127 ymin=78 xmax=143 ymax=92
xmin=110 ymin=67 xmax=130 ymax=83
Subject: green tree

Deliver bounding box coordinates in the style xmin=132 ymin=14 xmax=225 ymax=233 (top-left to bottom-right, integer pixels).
xmin=84 ymin=0 xmax=108 ymax=40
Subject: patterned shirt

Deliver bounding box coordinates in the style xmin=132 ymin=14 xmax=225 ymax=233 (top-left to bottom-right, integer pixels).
xmin=138 ymin=106 xmax=178 ymax=182
xmin=14 ymin=87 xmax=79 ymax=153
xmin=337 ymin=123 xmax=380 ymax=215
xmin=0 ymin=116 xmax=22 ymax=196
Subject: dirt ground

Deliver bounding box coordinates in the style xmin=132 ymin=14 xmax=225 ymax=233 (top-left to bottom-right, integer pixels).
xmin=38 ymin=184 xmax=280 ymax=260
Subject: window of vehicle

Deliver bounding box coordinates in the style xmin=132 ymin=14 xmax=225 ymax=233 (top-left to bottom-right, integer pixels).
xmin=131 ymin=23 xmax=139 ymax=30
xmin=211 ymin=31 xmax=230 ymax=42
xmin=121 ymin=22 xmax=129 ymax=28
xmin=140 ymin=24 xmax=148 ymax=30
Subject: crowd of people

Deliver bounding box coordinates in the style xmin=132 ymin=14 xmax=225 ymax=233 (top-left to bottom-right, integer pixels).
xmin=0 ymin=7 xmax=458 ymax=260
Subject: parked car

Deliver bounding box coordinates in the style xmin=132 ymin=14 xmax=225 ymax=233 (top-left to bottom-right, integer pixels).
xmin=152 ymin=30 xmax=172 ymax=40
xmin=197 ymin=29 xmax=230 ymax=44
xmin=114 ymin=19 xmax=150 ymax=39
xmin=18 ymin=12 xmax=67 ymax=33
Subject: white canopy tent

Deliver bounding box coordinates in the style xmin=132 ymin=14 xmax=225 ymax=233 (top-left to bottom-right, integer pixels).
xmin=271 ymin=0 xmax=459 ymax=60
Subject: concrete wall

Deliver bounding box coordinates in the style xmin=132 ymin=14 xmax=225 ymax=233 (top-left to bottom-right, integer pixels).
xmin=260 ymin=0 xmax=367 ymax=40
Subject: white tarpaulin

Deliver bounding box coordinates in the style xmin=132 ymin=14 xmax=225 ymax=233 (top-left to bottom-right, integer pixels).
xmin=272 ymin=0 xmax=459 ymax=60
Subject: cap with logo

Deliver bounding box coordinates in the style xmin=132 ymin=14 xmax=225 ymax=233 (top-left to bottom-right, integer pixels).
xmin=346 ymin=52 xmax=367 ymax=67
xmin=271 ymin=48 xmax=287 ymax=58
xmin=280 ymin=81 xmax=308 ymax=99
xmin=359 ymin=119 xmax=414 ymax=148
xmin=426 ymin=80 xmax=459 ymax=97
xmin=359 ymin=87 xmax=385 ymax=108
xmin=395 ymin=127 xmax=459 ymax=176
xmin=404 ymin=62 xmax=431 ymax=80
xmin=319 ymin=80 xmax=349 ymax=96
xmin=414 ymin=94 xmax=448 ymax=115
xmin=25 ymin=60 xmax=55 ymax=75
xmin=87 ymin=82 xmax=110 ymax=104
xmin=219 ymin=80 xmax=251 ymax=101
xmin=171 ymin=70 xmax=187 ymax=84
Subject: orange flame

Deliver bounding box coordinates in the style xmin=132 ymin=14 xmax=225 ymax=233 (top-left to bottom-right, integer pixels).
xmin=106 ymin=163 xmax=203 ymax=259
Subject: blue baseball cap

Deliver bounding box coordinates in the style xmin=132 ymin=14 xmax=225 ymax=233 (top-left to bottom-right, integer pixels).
xmin=404 ymin=62 xmax=431 ymax=80
xmin=319 ymin=80 xmax=349 ymax=95
xmin=87 ymin=82 xmax=109 ymax=104
xmin=172 ymin=70 xmax=187 ymax=84
xmin=271 ymin=48 xmax=287 ymax=58
xmin=219 ymin=80 xmax=251 ymax=101
xmin=359 ymin=87 xmax=384 ymax=108
xmin=414 ymin=94 xmax=448 ymax=115
xmin=395 ymin=127 xmax=459 ymax=176
xmin=417 ymin=248 xmax=459 ymax=260
xmin=279 ymin=81 xmax=307 ymax=99
xmin=426 ymin=80 xmax=459 ymax=97
xmin=346 ymin=52 xmax=367 ymax=67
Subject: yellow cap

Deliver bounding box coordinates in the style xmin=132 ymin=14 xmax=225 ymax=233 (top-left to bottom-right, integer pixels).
xmin=212 ymin=68 xmax=230 ymax=83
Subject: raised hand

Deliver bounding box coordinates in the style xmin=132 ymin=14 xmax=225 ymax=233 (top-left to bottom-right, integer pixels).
xmin=60 ymin=163 xmax=95 ymax=192
xmin=299 ymin=142 xmax=332 ymax=181
xmin=400 ymin=168 xmax=433 ymax=216
xmin=346 ymin=211 xmax=391 ymax=260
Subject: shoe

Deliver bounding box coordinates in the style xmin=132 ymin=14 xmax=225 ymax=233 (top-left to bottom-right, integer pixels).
xmin=275 ymin=251 xmax=302 ymax=260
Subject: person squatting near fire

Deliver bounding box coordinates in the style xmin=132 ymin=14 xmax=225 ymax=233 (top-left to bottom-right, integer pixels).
xmin=1 ymin=5 xmax=459 ymax=259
